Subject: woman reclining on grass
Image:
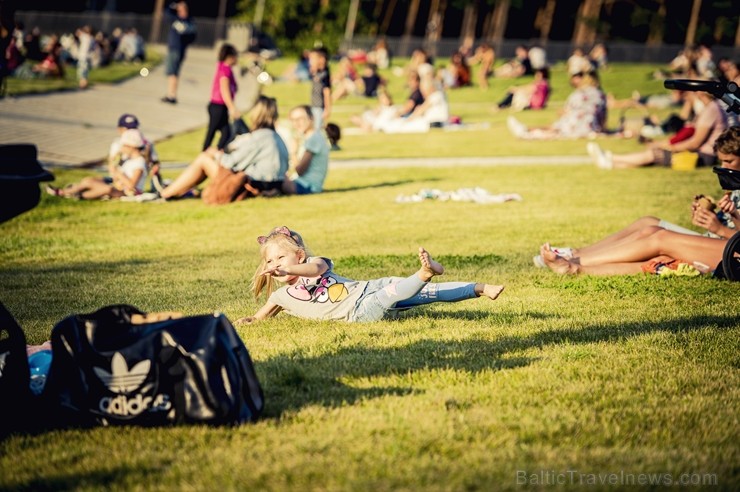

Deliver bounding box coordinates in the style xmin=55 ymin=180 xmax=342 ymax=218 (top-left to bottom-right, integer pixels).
xmin=538 ymin=126 xmax=740 ymax=276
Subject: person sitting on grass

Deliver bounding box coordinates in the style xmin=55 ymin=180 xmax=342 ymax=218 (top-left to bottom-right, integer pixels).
xmin=158 ymin=95 xmax=288 ymax=200
xmin=537 ymin=126 xmax=740 ymax=276
xmin=236 ymin=226 xmax=505 ymax=324
xmin=14 ymin=37 xmax=64 ymax=79
xmin=109 ymin=113 xmax=162 ymax=192
xmin=495 ymin=67 xmax=550 ymax=111
xmin=46 ymin=129 xmax=147 ymax=200
xmin=376 ymin=77 xmax=449 ymax=133
xmin=281 ymin=105 xmax=330 ymax=196
xmin=494 ymin=44 xmax=532 ymax=79
xmin=507 ymin=71 xmax=606 ymax=140
xmin=587 ymin=89 xmax=729 ymax=170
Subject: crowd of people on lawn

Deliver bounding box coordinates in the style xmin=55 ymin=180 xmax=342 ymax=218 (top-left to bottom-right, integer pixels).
xmin=5 ymin=20 xmax=148 ymax=89
xmin=41 ymin=31 xmax=740 ymax=287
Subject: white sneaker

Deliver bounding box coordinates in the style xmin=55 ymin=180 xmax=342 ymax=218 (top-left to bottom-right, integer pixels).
xmin=119 ymin=192 xmax=161 ymax=202
xmin=599 ymin=150 xmax=614 ymax=170
xmin=639 ymin=125 xmax=664 ymax=140
xmin=533 ymin=255 xmax=546 ymax=268
xmin=591 ymin=144 xmax=613 ymax=170
xmin=507 ymin=116 xmax=528 ymax=138
xmin=586 ymin=142 xmax=599 ymax=159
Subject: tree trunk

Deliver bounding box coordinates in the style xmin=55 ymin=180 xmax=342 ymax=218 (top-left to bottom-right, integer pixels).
xmin=685 ymin=0 xmax=701 ymax=46
xmin=373 ymin=0 xmax=385 ymax=19
xmin=149 ymin=0 xmax=165 ymax=44
xmin=425 ymin=0 xmax=447 ymax=57
xmin=490 ymin=0 xmax=511 ymax=44
xmin=404 ymin=0 xmax=421 ymax=37
xmin=344 ymin=0 xmax=360 ymax=43
xmin=573 ymin=0 xmax=603 ymax=46
xmin=646 ymin=0 xmax=666 ymax=46
xmin=399 ymin=0 xmax=421 ymax=57
xmin=534 ymin=0 xmax=556 ymax=43
xmin=380 ymin=0 xmax=397 ymax=35
xmin=460 ymin=2 xmax=479 ymax=45
xmin=426 ymin=0 xmax=441 ymax=41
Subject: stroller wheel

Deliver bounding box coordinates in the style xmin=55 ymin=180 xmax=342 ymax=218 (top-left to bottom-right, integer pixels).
xmin=720 ymin=231 xmax=740 ymax=281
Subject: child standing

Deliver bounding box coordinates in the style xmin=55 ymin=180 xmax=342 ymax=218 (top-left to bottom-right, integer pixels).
xmin=203 ymin=43 xmax=240 ymax=151
xmin=237 ymin=227 xmax=504 ymax=323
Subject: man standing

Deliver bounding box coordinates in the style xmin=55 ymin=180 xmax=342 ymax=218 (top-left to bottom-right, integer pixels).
xmin=161 ymin=1 xmax=196 ymax=104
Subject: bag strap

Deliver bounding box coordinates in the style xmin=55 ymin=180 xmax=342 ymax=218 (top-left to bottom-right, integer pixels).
xmin=0 ymin=302 xmax=34 ymax=436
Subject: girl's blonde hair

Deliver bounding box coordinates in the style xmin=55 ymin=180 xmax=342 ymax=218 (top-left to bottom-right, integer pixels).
xmin=251 ymin=227 xmax=310 ymax=299
xmin=250 ymin=95 xmax=279 ymax=130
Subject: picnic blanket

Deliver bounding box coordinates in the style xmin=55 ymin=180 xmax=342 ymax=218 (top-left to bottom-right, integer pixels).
xmin=395 ymin=187 xmax=522 ymax=204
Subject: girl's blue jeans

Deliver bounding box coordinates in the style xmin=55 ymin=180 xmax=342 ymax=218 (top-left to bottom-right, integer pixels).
xmin=350 ymin=276 xmax=477 ymax=322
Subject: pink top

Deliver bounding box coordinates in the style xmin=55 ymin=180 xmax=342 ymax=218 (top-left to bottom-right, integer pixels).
xmin=528 ymin=81 xmax=550 ymax=110
xmin=210 ymin=61 xmax=237 ymax=105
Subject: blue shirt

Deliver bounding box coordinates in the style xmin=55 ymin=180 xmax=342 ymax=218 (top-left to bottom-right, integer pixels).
xmin=166 ymin=5 xmax=197 ymax=53
xmin=293 ymin=131 xmax=330 ymax=193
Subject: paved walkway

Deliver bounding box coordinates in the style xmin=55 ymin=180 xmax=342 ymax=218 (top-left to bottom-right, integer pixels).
xmin=0 ymin=45 xmax=219 ymax=167
xmin=0 ymin=46 xmax=593 ymax=169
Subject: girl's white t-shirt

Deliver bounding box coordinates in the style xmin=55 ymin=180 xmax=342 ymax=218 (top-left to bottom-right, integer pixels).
xmin=120 ymin=156 xmax=148 ymax=192
xmin=268 ymin=257 xmax=368 ymax=321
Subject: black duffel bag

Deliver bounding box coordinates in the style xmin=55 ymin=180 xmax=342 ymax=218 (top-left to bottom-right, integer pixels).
xmin=42 ymin=305 xmax=264 ymax=427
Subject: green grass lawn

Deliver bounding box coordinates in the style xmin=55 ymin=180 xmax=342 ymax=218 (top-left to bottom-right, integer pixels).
xmin=157 ymin=60 xmax=674 ymax=163
xmin=3 ymin=47 xmax=163 ymax=97
xmin=1 ymin=61 xmax=738 ymax=491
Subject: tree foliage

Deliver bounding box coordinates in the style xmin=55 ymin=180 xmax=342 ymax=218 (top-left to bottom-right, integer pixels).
xmin=235 ymin=0 xmax=373 ymax=56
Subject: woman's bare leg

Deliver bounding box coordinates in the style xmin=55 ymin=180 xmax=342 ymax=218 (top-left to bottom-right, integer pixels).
xmin=544 ymin=229 xmax=726 ymax=273
xmin=160 ymin=152 xmax=221 ymax=198
xmin=61 ymin=177 xmax=113 ymax=199
xmin=541 ymin=245 xmax=644 ymax=275
xmin=573 ymin=216 xmax=661 ymax=257
xmin=611 ymin=148 xmax=656 ymax=169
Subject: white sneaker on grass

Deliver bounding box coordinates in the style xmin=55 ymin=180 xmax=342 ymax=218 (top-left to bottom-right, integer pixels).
xmin=599 ymin=150 xmax=614 ymax=170
xmin=586 ymin=141 xmax=599 ymax=159
xmin=589 ymin=143 xmax=613 ymax=170
xmin=507 ymin=116 xmax=528 ymax=138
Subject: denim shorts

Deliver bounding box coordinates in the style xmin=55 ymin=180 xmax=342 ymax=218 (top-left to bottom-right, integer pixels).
xmin=293 ymin=180 xmax=313 ymax=195
xmin=165 ymin=51 xmax=184 ymax=76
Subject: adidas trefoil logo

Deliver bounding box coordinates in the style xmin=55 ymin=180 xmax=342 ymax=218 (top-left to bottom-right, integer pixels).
xmin=93 ymin=352 xmax=150 ymax=393
xmin=93 ymin=352 xmax=171 ymax=417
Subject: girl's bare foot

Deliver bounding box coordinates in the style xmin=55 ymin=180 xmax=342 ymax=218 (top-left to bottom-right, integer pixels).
xmin=418 ymin=247 xmax=444 ymax=281
xmin=476 ymin=284 xmax=504 ymax=300
xmin=541 ymin=243 xmax=578 ymax=275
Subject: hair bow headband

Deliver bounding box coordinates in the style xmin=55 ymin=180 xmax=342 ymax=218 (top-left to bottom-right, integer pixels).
xmin=257 ymin=226 xmax=293 ymax=245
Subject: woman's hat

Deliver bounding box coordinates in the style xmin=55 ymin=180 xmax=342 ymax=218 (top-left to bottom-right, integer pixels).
xmin=120 ymin=129 xmax=144 ymax=149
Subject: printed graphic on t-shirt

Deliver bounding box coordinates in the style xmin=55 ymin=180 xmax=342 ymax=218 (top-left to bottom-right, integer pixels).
xmin=288 ymin=275 xmax=349 ymax=303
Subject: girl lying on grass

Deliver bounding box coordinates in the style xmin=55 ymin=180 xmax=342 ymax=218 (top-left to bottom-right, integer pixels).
xmin=236 ymin=226 xmax=504 ymax=324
